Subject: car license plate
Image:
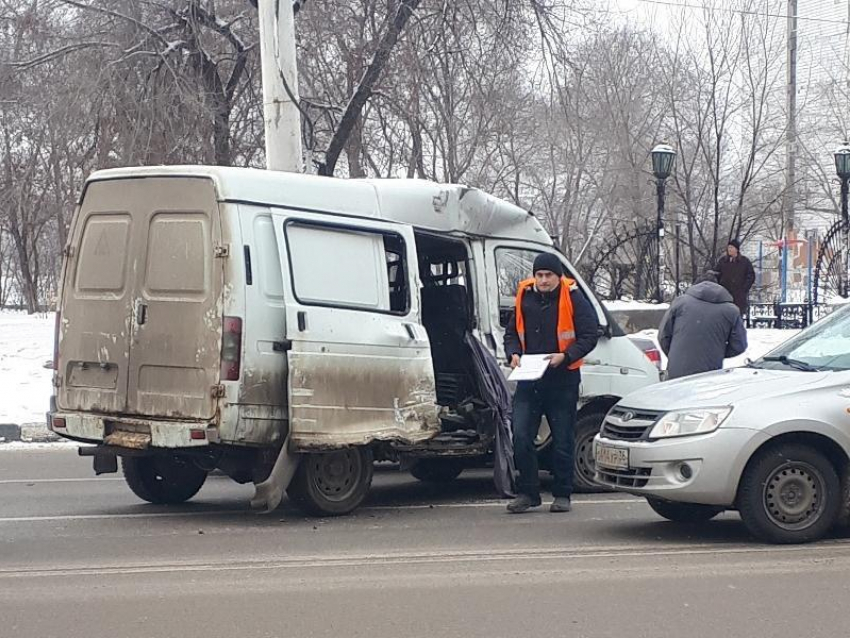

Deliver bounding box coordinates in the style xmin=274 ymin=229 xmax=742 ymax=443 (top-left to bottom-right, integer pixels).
xmin=595 ymin=443 xmax=629 ymax=470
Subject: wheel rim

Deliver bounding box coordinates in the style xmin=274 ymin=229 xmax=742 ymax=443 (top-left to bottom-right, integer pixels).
xmin=575 ymin=429 xmax=597 ymax=484
xmin=762 ymin=461 xmax=825 ymax=531
xmin=310 ymin=450 xmax=364 ymax=503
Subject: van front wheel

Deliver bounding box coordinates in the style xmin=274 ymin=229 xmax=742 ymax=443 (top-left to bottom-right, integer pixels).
xmin=122 ymin=455 xmax=208 ymax=504
xmin=410 ymin=458 xmax=465 ymax=483
xmin=287 ymin=448 xmax=373 ymax=517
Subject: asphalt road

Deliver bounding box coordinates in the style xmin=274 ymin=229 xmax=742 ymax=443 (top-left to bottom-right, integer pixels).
xmin=2 ymin=446 xmax=849 ymax=638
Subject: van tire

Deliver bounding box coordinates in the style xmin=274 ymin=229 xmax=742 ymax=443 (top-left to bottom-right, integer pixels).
xmin=122 ymin=455 xmax=208 ymax=505
xmin=738 ymin=444 xmax=841 ymax=544
xmin=410 ymin=458 xmax=465 ymax=483
xmin=573 ymin=411 xmax=609 ymax=493
xmin=287 ymin=448 xmax=373 ymax=517
xmin=647 ymin=497 xmax=724 ymax=523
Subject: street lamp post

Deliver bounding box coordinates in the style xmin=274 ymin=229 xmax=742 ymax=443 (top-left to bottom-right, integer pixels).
xmin=651 ymin=143 xmax=676 ymax=303
xmin=834 ymin=143 xmax=850 ymax=297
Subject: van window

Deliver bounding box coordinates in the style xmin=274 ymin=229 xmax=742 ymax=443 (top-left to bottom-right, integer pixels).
xmin=495 ymin=247 xmax=541 ymax=307
xmin=254 ymin=215 xmax=284 ymax=302
xmin=285 ymin=221 xmax=409 ymax=314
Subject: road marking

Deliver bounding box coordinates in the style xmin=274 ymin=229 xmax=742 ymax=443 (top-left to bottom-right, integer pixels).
xmin=0 ymin=498 xmax=643 ymax=523
xmin=1 ymin=541 xmax=849 ymax=579
xmin=0 ymin=477 xmax=124 ymax=485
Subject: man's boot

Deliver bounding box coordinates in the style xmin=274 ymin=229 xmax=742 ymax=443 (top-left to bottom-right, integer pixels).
xmin=550 ymin=496 xmax=572 ymax=513
xmin=506 ymin=494 xmax=541 ymax=513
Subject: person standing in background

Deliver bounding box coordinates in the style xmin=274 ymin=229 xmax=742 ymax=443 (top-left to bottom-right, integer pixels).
xmin=715 ymin=239 xmax=755 ymax=315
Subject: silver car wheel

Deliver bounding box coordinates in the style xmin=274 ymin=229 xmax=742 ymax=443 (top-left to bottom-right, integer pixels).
xmin=762 ymin=461 xmax=825 ymax=531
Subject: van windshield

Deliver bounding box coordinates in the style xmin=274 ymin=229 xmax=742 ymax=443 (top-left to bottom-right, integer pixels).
xmin=755 ymin=304 xmax=850 ymax=371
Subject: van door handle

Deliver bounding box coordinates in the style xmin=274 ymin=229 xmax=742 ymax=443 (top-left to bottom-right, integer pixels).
xmin=135 ymin=299 xmax=148 ymax=326
xmin=403 ymin=323 xmax=417 ymax=340
xmin=297 ymin=311 xmax=307 ymax=332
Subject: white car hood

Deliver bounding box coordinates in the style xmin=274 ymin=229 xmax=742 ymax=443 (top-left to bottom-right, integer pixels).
xmin=620 ymin=367 xmax=836 ymax=411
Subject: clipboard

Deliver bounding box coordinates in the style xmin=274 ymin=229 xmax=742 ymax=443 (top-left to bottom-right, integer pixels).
xmin=507 ymin=354 xmax=550 ymax=382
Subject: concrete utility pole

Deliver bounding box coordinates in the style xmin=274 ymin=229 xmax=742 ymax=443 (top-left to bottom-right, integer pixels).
xmin=784 ymin=0 xmax=798 ymax=234
xmin=257 ymin=0 xmax=303 ymax=172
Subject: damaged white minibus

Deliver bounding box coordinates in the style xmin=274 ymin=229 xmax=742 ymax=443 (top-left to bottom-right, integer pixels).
xmin=48 ymin=165 xmax=659 ymax=515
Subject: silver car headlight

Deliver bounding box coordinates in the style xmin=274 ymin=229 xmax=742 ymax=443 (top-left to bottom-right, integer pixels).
xmin=649 ymin=407 xmax=732 ymax=439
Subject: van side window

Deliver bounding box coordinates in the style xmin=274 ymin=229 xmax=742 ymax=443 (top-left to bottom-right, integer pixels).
xmin=495 ymin=248 xmax=541 ymax=309
xmin=284 ymin=221 xmax=409 ymax=314
xmin=383 ymin=234 xmax=409 ymax=313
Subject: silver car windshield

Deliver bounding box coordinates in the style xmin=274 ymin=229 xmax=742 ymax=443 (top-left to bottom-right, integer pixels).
xmin=756 ymin=304 xmax=850 ymax=371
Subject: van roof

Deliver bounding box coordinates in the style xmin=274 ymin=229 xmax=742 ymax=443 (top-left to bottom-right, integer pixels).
xmin=85 ymin=165 xmax=553 ymax=245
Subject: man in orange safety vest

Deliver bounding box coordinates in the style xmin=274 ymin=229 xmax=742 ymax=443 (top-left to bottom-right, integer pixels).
xmin=503 ymin=252 xmax=599 ymax=513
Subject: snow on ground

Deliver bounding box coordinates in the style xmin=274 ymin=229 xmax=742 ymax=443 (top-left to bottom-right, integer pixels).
xmin=604 ymin=300 xmax=669 ymax=311
xmin=0 ymin=311 xmax=54 ymax=425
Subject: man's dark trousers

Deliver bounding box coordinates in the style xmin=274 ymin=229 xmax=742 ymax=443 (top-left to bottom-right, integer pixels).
xmin=512 ymin=372 xmax=580 ymax=500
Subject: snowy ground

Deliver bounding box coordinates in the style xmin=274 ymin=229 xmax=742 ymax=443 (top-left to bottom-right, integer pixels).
xmin=0 ymin=309 xmax=800 ymax=428
xmin=0 ymin=311 xmax=54 ymax=426
xmin=604 ymin=300 xmax=669 ymax=312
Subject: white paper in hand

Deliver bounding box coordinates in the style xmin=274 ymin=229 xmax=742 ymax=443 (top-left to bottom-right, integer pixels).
xmin=508 ymin=354 xmax=550 ymax=382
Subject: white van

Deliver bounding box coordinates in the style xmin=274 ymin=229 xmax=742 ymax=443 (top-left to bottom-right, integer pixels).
xmin=48 ymin=166 xmax=659 ymax=515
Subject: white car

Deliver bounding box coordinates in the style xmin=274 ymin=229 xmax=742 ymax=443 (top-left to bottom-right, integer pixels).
xmin=594 ymin=304 xmax=850 ymax=544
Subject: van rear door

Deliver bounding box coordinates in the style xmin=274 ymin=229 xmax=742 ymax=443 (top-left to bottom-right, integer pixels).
xmin=271 ymin=212 xmax=440 ymax=447
xmin=59 ymin=177 xmax=224 ymax=420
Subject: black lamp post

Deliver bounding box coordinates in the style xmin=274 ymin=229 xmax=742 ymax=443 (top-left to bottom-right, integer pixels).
xmin=651 ymin=143 xmax=676 ymax=302
xmin=835 ymin=143 xmax=850 ymax=297
xmin=835 ymin=143 xmax=850 ymax=224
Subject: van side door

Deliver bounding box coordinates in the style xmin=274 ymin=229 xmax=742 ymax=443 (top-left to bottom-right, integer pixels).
xmin=271 ymin=213 xmax=440 ymax=448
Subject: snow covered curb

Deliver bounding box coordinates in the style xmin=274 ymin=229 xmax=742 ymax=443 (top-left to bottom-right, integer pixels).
xmin=0 ymin=423 xmax=63 ymax=444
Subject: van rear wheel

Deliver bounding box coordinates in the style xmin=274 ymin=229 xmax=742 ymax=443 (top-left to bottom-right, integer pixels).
xmin=287 ymin=448 xmax=373 ymax=517
xmin=122 ymin=455 xmax=208 ymax=504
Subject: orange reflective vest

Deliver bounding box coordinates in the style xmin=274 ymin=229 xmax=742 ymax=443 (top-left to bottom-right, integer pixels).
xmin=514 ymin=276 xmax=583 ymax=370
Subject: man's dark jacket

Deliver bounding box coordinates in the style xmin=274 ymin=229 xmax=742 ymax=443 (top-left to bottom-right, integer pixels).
xmin=504 ymin=282 xmax=599 ymax=382
xmin=659 ymin=281 xmax=748 ymax=380
xmin=715 ymin=254 xmax=756 ymax=313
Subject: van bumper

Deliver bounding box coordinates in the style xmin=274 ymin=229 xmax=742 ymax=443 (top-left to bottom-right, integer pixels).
xmin=48 ymin=411 xmax=217 ymax=449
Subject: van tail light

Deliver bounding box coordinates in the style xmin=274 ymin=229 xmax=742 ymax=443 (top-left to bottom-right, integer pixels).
xmin=644 ymin=347 xmax=662 ymax=370
xmin=52 ymin=310 xmax=61 ymax=371
xmin=220 ymin=317 xmax=243 ymax=381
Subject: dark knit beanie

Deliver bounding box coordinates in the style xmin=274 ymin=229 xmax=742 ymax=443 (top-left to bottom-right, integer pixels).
xmin=532 ymin=253 xmax=563 ymax=276
xmin=728 ymin=238 xmax=741 ymax=250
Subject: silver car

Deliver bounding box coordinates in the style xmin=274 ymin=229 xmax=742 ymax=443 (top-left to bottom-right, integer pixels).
xmin=594 ymin=304 xmax=850 ymax=544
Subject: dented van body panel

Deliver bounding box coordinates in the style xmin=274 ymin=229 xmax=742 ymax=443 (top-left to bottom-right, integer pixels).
xmin=287 ymin=349 xmax=441 ymax=449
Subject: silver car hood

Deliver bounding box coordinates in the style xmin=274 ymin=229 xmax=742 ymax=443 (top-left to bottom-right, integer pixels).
xmin=619 ymin=367 xmax=839 ymax=411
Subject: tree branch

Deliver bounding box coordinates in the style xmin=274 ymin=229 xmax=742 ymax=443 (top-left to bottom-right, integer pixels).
xmin=321 ymin=0 xmax=420 ymax=176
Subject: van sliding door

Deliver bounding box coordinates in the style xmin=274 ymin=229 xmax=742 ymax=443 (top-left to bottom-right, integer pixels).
xmin=271 ymin=212 xmax=440 ymax=448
